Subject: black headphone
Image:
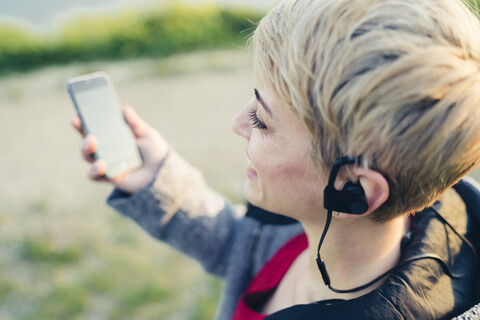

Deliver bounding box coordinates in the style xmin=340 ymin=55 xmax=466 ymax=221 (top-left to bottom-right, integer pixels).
xmin=317 ymin=156 xmax=477 ymax=294
xmin=323 ymin=157 xmax=368 ymax=215
xmin=317 ymin=156 xmax=369 ymax=292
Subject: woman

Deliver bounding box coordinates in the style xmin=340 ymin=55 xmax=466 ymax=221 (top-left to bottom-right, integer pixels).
xmin=73 ymin=0 xmax=480 ymax=318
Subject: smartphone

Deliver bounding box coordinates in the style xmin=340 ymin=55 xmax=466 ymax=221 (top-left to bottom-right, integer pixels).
xmin=66 ymin=71 xmax=143 ymax=178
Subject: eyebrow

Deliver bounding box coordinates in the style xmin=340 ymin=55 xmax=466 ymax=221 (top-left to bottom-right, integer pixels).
xmin=254 ymin=88 xmax=273 ymax=116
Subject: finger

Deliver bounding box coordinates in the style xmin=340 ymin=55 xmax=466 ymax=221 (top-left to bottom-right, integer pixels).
xmin=81 ymin=135 xmax=98 ymax=162
xmin=71 ymin=116 xmax=85 ymax=136
xmin=88 ymin=159 xmax=107 ymax=180
xmin=123 ymin=105 xmax=149 ymax=137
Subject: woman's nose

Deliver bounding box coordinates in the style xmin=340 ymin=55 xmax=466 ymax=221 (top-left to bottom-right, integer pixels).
xmin=232 ymin=100 xmax=253 ymax=139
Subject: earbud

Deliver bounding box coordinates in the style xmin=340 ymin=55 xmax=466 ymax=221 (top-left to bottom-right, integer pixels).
xmin=323 ymin=157 xmax=368 ymax=215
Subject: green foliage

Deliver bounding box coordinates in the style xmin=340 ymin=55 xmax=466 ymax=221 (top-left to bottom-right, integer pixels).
xmin=465 ymin=0 xmax=480 ymax=8
xmin=26 ymin=286 xmax=87 ymax=320
xmin=189 ymin=280 xmax=223 ymax=320
xmin=20 ymin=237 xmax=82 ymax=265
xmin=108 ymin=283 xmax=170 ymax=320
xmin=464 ymin=0 xmax=480 ymax=15
xmin=0 ymin=268 xmax=16 ymax=303
xmin=0 ymin=24 xmax=48 ymax=73
xmin=0 ymin=4 xmax=263 ymax=74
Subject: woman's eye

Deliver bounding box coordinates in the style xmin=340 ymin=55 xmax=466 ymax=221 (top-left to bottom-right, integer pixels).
xmin=249 ymin=108 xmax=267 ymax=130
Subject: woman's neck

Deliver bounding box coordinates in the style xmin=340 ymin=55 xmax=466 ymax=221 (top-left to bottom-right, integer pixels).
xmin=299 ymin=213 xmax=411 ymax=301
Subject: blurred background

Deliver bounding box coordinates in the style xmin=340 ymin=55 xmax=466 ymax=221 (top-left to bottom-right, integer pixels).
xmin=0 ymin=1 xmax=271 ymax=319
xmin=1 ymin=1 xmax=480 ymax=320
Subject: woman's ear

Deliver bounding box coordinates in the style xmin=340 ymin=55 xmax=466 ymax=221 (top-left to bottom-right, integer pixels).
xmin=334 ymin=168 xmax=389 ymax=219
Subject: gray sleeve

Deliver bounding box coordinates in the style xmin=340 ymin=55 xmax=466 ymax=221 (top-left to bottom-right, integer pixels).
xmin=107 ymin=150 xmax=245 ymax=277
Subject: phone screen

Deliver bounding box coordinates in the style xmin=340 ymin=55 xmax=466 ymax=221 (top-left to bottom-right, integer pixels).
xmin=67 ymin=73 xmax=142 ymax=177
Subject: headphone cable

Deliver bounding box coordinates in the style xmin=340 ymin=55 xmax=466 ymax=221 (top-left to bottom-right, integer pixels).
xmin=316 ymin=207 xmax=477 ymax=294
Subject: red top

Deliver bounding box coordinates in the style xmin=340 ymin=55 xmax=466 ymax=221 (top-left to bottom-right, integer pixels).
xmin=232 ymin=233 xmax=308 ymax=320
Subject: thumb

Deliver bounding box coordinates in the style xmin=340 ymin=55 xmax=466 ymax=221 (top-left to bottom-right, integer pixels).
xmin=123 ymin=105 xmax=150 ymax=138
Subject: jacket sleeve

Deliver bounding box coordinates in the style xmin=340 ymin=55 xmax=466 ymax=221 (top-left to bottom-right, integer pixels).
xmin=106 ymin=149 xmax=245 ymax=277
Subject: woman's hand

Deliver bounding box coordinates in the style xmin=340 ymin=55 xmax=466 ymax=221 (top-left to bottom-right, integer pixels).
xmin=71 ymin=105 xmax=169 ymax=194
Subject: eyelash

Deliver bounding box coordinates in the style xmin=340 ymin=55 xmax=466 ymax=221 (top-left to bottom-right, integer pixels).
xmin=249 ymin=108 xmax=267 ymax=130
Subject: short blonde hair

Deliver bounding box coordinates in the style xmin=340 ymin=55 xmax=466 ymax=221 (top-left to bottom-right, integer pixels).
xmin=252 ymin=0 xmax=480 ymax=221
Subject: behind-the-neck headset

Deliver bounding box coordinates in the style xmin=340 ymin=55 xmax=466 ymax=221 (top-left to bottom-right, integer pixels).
xmin=317 ymin=156 xmax=477 ymax=294
xmin=323 ymin=157 xmax=368 ymax=215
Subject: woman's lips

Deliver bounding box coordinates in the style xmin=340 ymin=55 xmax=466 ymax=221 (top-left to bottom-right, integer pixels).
xmin=246 ymin=159 xmax=258 ymax=179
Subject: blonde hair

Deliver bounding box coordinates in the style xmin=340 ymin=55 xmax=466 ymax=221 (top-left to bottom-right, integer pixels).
xmin=252 ymin=0 xmax=480 ymax=221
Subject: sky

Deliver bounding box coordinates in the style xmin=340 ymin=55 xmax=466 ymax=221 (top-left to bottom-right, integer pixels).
xmin=0 ymin=0 xmax=274 ymax=32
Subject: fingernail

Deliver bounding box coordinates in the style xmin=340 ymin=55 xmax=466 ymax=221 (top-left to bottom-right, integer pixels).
xmin=82 ymin=138 xmax=89 ymax=151
xmin=90 ymin=163 xmax=99 ymax=176
xmin=98 ymin=162 xmax=106 ymax=176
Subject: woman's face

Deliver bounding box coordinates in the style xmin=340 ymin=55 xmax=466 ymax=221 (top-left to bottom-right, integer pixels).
xmin=232 ymin=81 xmax=326 ymax=219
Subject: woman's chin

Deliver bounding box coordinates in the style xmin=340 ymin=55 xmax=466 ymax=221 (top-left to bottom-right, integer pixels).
xmin=244 ymin=180 xmax=262 ymax=207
